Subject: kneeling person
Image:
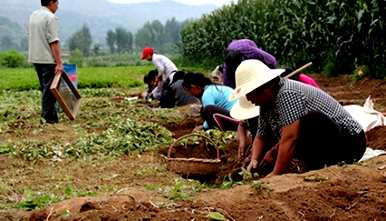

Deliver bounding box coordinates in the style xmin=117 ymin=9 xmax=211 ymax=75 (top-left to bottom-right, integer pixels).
xmin=230 ymin=60 xmax=366 ymax=176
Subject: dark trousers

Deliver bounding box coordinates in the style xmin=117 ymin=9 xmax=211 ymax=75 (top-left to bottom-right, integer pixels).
xmin=201 ymin=105 xmax=231 ymax=129
xmin=295 ymin=112 xmax=366 ymax=169
xmin=159 ymin=78 xmax=174 ymax=108
xmin=34 ymin=64 xmax=58 ymax=123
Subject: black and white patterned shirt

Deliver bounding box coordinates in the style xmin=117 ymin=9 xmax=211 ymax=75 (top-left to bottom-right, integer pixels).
xmin=257 ymin=78 xmax=362 ymax=141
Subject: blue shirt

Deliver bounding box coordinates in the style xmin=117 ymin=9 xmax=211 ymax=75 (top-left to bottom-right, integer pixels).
xmin=202 ymin=85 xmax=237 ymax=128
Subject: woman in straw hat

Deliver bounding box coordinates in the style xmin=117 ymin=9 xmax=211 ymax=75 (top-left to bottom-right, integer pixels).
xmin=224 ymin=40 xmax=319 ymax=162
xmin=182 ymin=72 xmax=238 ymax=131
xmin=230 ymin=59 xmax=366 ymax=176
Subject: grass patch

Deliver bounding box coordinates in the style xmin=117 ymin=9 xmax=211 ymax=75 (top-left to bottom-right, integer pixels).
xmin=162 ymin=179 xmax=203 ymax=201
xmin=15 ymin=184 xmax=97 ymax=211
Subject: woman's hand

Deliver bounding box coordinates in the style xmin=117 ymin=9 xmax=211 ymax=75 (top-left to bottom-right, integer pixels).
xmin=236 ymin=122 xmax=247 ymax=161
xmin=259 ymin=144 xmax=278 ymax=167
xmin=192 ymin=125 xmax=203 ymax=132
xmin=247 ymin=159 xmax=258 ymax=171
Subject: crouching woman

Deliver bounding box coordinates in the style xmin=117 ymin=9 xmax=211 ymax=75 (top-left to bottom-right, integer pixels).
xmin=230 ymin=60 xmax=366 ymax=176
xmin=183 ymin=72 xmax=237 ymax=130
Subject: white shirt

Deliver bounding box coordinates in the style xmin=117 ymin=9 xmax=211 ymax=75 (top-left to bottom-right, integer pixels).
xmin=28 ymin=7 xmax=60 ymax=64
xmin=152 ymin=53 xmax=177 ymax=82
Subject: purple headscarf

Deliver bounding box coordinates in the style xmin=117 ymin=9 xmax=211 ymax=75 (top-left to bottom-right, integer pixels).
xmin=223 ymin=39 xmax=277 ymax=88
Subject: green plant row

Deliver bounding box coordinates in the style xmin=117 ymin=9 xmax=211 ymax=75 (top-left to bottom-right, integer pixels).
xmin=181 ymin=0 xmax=386 ymax=78
xmin=0 ymin=66 xmax=150 ymax=91
xmin=0 ymin=119 xmax=173 ymax=161
xmin=0 ymin=65 xmax=213 ymax=91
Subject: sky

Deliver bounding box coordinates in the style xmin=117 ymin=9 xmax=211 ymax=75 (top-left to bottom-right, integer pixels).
xmin=107 ymin=0 xmax=234 ymax=6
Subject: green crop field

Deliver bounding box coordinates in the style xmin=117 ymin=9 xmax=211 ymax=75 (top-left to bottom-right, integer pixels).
xmin=0 ymin=66 xmax=152 ymax=91
xmin=0 ymin=66 xmax=209 ymax=91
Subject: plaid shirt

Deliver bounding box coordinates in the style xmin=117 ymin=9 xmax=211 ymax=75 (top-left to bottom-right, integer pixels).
xmin=257 ymin=78 xmax=363 ymax=141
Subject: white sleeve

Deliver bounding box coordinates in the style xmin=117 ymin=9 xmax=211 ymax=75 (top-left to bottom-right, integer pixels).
xmin=47 ymin=16 xmax=60 ymax=43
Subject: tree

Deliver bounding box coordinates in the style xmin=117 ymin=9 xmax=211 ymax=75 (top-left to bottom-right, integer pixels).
xmin=134 ymin=20 xmax=165 ymax=50
xmin=151 ymin=20 xmax=165 ymax=49
xmin=68 ymin=24 xmax=92 ymax=56
xmin=164 ymin=18 xmax=181 ymax=43
xmin=93 ymin=43 xmax=101 ymax=56
xmin=106 ymin=28 xmax=133 ymax=54
xmin=106 ymin=30 xmax=116 ymax=53
xmin=134 ymin=18 xmax=185 ymax=53
xmin=0 ymin=36 xmax=18 ymax=51
xmin=134 ymin=21 xmax=154 ymax=50
xmin=115 ymin=27 xmax=133 ymax=53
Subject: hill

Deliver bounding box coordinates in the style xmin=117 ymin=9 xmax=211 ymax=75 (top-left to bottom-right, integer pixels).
xmin=0 ymin=0 xmax=217 ymax=48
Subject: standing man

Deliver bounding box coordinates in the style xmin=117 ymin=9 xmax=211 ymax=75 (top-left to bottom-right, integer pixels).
xmin=28 ymin=0 xmax=63 ymax=124
xmin=140 ymin=47 xmax=177 ymax=100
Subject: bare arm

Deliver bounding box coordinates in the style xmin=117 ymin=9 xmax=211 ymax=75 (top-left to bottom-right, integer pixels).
xmin=247 ymin=135 xmax=265 ymax=171
xmin=49 ymin=41 xmax=63 ymax=75
xmin=236 ymin=122 xmax=248 ymax=160
xmin=271 ymin=119 xmax=300 ymax=175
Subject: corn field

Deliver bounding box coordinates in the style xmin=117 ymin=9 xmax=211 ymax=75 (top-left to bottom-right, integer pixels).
xmin=181 ymin=0 xmax=386 ymax=77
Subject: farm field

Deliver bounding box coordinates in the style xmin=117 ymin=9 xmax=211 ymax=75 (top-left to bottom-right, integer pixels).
xmin=0 ymin=66 xmax=385 ymax=220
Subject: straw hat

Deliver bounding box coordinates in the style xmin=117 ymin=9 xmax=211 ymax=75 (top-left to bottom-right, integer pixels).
xmin=230 ymin=96 xmax=260 ymax=120
xmin=229 ymin=59 xmax=285 ymax=100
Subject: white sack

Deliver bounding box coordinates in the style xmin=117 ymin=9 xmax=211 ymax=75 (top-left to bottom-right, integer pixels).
xmin=344 ymin=96 xmax=386 ymax=132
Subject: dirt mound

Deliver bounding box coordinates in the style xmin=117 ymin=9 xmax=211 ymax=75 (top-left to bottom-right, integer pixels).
xmin=8 ymin=157 xmax=385 ymax=221
xmin=165 ymin=105 xmax=203 ymax=138
xmin=164 ymin=116 xmax=202 ymax=138
xmin=366 ymin=126 xmax=386 ymax=151
xmin=195 ymin=159 xmax=386 ymax=221
xmin=16 ymin=195 xmax=208 ymax=221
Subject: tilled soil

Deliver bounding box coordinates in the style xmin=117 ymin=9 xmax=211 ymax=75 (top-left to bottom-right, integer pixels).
xmin=1 ymin=74 xmax=385 ymax=221
xmin=5 ymin=156 xmax=386 ymax=221
xmin=366 ymin=126 xmax=386 ymax=150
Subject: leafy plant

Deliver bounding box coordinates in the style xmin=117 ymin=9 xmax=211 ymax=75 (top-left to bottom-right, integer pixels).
xmin=163 ymin=179 xmax=203 ymax=201
xmin=220 ymin=175 xmax=242 ymax=190
xmin=0 ymin=144 xmax=15 ymax=155
xmin=174 ymin=129 xmax=235 ymax=150
xmin=252 ymin=180 xmax=272 ymax=192
xmin=207 ymin=211 xmax=227 ymax=221
xmin=15 ymin=185 xmax=96 ymax=211
xmin=16 ymin=189 xmax=59 ymax=211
